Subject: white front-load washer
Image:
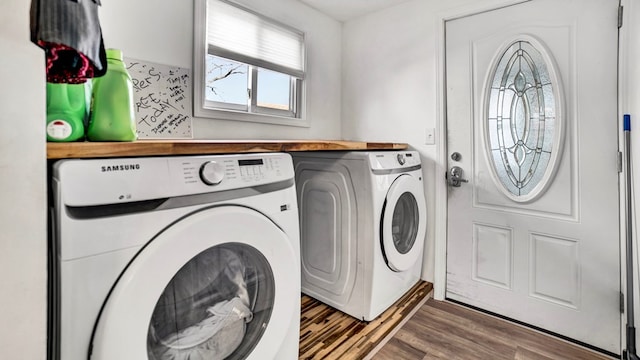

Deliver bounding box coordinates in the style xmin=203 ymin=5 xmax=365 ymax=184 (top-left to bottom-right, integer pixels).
xmin=292 ymin=151 xmax=426 ymax=321
xmin=49 ymin=153 xmax=300 ymax=360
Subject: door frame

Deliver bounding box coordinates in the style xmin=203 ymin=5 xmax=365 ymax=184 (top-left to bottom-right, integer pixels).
xmin=433 ymin=0 xmax=533 ymax=301
xmin=620 ymin=0 xmax=640 ymax=349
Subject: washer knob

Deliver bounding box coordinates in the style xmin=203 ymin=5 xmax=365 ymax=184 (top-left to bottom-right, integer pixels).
xmin=199 ymin=161 xmax=225 ymax=185
xmin=397 ymin=154 xmax=406 ymax=165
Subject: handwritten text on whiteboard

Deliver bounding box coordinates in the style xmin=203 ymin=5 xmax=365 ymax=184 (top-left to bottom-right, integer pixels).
xmin=124 ymin=58 xmax=193 ymax=139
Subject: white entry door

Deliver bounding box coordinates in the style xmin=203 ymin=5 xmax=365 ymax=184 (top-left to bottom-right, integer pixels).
xmin=445 ymin=0 xmax=620 ymax=354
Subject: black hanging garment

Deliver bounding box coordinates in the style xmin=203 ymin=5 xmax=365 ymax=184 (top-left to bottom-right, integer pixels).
xmin=30 ymin=0 xmax=107 ymax=83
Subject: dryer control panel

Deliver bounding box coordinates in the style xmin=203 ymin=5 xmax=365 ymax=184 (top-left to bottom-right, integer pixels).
xmin=368 ymin=151 xmax=422 ymax=171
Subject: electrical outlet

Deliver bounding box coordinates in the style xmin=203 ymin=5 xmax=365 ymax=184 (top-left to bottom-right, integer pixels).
xmin=425 ymin=127 xmax=436 ymax=145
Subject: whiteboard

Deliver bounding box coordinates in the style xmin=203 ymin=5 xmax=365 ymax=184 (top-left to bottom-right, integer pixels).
xmin=124 ymin=58 xmax=193 ymax=139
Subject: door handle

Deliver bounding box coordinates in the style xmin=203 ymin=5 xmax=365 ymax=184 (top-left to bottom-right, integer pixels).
xmin=447 ymin=166 xmax=469 ymax=187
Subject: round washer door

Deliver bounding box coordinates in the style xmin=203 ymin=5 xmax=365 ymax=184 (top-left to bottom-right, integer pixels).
xmin=381 ymin=174 xmax=427 ymax=272
xmin=90 ymin=206 xmax=299 ymax=360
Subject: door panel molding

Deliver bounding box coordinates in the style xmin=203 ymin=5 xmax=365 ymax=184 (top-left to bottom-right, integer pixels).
xmin=471 ymin=222 xmax=514 ymax=290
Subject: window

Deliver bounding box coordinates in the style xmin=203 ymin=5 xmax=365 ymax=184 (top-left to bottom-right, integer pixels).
xmin=483 ymin=37 xmax=564 ymax=202
xmin=194 ymin=0 xmax=306 ymax=126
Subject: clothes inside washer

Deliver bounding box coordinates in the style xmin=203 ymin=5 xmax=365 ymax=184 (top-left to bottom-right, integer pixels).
xmin=150 ymin=297 xmax=252 ymax=360
xmin=147 ymin=246 xmax=254 ymax=360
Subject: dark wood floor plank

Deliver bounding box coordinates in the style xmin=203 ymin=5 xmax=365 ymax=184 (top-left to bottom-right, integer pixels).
xmin=514 ymin=346 xmax=557 ymax=360
xmin=372 ymin=337 xmax=427 ymax=360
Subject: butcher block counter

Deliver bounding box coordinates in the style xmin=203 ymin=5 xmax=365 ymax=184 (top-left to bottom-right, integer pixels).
xmin=46 ymin=139 xmax=408 ymax=159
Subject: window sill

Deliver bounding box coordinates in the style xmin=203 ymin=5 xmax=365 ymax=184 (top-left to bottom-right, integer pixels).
xmin=195 ymin=106 xmax=310 ymax=128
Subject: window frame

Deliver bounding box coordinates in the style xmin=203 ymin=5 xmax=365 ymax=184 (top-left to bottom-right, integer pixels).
xmin=193 ymin=0 xmax=308 ymax=127
xmin=250 ymin=66 xmax=299 ymax=118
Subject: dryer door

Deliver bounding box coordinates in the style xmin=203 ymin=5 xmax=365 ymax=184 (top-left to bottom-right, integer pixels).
xmin=89 ymin=206 xmax=298 ymax=360
xmin=381 ymin=174 xmax=427 ymax=272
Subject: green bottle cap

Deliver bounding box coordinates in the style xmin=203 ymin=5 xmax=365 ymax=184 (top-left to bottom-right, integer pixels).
xmin=106 ymin=48 xmax=124 ymax=61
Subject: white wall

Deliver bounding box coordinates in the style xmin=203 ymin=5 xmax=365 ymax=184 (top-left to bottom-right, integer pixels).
xmin=0 ymin=0 xmax=47 ymax=358
xmin=342 ymin=0 xmax=486 ymax=282
xmin=99 ymin=0 xmax=343 ymax=140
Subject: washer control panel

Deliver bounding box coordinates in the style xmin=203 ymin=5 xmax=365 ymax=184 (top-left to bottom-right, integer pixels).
xmin=181 ymin=154 xmax=287 ymax=187
xmin=54 ymin=153 xmax=295 ymax=206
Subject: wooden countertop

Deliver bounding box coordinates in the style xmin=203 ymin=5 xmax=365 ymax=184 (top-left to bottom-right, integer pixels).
xmin=46 ymin=140 xmax=408 ymax=159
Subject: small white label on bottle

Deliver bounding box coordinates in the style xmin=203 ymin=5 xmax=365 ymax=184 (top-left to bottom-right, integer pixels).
xmin=47 ymin=119 xmax=72 ymax=140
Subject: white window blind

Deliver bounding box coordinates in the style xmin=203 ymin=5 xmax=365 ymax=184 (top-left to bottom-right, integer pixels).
xmin=207 ymin=0 xmax=305 ymax=79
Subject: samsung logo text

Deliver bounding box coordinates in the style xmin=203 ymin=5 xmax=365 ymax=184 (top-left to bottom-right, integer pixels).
xmin=101 ymin=164 xmax=141 ymax=172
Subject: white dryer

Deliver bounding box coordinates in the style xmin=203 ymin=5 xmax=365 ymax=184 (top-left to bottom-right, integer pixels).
xmin=292 ymin=151 xmax=426 ymax=321
xmin=49 ymin=153 xmax=300 ymax=360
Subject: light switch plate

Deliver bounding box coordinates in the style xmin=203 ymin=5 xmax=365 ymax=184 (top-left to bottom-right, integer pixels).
xmin=425 ymin=127 xmax=436 ymax=145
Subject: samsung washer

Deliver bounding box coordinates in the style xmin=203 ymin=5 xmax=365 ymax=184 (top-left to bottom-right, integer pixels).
xmin=292 ymin=151 xmax=426 ymax=321
xmin=49 ymin=153 xmax=300 ymax=360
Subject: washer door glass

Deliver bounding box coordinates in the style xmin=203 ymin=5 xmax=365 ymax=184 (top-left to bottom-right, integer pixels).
xmin=147 ymin=243 xmax=274 ymax=360
xmin=381 ymin=175 xmax=427 ymax=272
xmin=89 ymin=206 xmax=299 ymax=360
xmin=391 ymin=192 xmax=419 ymax=255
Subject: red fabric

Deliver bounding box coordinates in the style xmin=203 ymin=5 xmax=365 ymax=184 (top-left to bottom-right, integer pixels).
xmin=40 ymin=41 xmax=94 ymax=83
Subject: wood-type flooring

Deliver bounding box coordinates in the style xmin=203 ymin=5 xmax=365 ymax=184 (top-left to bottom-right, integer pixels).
xmin=300 ymin=281 xmax=614 ymax=360
xmin=299 ymin=281 xmax=433 ymax=360
xmin=372 ymin=299 xmax=614 ymax=360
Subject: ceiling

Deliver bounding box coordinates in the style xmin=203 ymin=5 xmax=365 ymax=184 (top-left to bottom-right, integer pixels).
xmin=296 ymin=0 xmax=413 ymax=22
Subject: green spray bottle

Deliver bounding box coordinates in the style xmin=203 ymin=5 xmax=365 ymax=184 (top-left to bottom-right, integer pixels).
xmin=87 ymin=48 xmax=137 ymax=141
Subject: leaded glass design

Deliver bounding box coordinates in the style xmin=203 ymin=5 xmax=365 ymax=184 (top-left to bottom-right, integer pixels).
xmin=486 ymin=40 xmax=559 ymax=199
